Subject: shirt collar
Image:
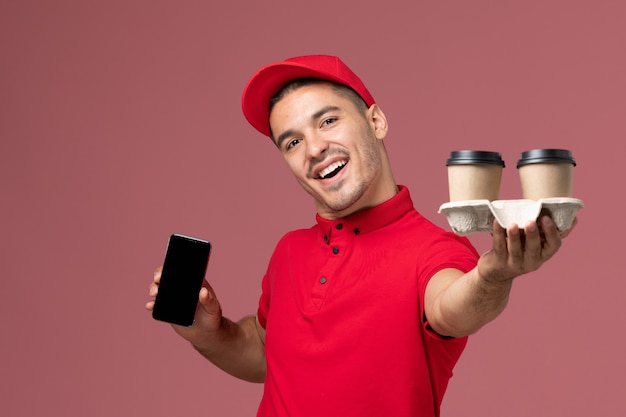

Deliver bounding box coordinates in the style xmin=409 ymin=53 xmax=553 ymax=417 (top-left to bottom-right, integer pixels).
xmin=315 ymin=185 xmax=414 ymax=239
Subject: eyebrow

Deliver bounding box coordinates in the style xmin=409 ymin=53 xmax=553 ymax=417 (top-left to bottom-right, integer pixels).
xmin=275 ymin=105 xmax=341 ymax=149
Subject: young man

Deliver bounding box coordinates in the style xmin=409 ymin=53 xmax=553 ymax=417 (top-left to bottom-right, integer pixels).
xmin=147 ymin=55 xmax=575 ymax=416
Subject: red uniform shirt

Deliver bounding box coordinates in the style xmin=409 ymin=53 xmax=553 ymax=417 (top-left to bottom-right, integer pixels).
xmin=257 ymin=186 xmax=479 ymax=417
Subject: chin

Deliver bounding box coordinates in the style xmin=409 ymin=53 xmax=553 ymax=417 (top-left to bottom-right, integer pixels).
xmin=322 ymin=189 xmax=365 ymax=214
xmin=304 ymin=178 xmax=367 ymax=213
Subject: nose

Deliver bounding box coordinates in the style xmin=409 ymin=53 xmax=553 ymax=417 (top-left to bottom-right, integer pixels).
xmin=305 ymin=132 xmax=328 ymax=160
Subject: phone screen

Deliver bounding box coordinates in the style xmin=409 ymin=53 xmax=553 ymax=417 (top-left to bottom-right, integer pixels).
xmin=152 ymin=234 xmax=211 ymax=327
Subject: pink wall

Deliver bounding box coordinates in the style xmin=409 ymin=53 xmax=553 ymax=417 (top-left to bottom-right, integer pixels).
xmin=1 ymin=1 xmax=624 ymax=416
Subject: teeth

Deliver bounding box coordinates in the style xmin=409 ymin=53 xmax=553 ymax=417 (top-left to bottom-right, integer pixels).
xmin=319 ymin=160 xmax=347 ymax=179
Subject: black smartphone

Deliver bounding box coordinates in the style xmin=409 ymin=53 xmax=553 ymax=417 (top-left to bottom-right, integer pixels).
xmin=152 ymin=234 xmax=211 ymax=327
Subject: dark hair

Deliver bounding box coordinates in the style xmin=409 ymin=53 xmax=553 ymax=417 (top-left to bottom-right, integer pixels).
xmin=269 ymin=78 xmax=369 ymax=116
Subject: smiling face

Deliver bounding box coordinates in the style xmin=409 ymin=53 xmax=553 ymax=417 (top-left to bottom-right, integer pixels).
xmin=269 ymin=81 xmax=397 ymax=219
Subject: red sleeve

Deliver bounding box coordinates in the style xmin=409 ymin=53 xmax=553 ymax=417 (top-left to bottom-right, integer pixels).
xmin=257 ymin=272 xmax=270 ymax=329
xmin=417 ymin=231 xmax=479 ymax=340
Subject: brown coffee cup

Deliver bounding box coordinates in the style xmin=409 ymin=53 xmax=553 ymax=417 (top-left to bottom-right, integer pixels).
xmin=446 ymin=150 xmax=505 ymax=201
xmin=517 ymin=149 xmax=576 ymax=200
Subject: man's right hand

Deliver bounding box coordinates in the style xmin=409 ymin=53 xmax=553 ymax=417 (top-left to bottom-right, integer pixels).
xmin=146 ymin=266 xmax=224 ymax=349
xmin=146 ymin=266 xmax=267 ymax=382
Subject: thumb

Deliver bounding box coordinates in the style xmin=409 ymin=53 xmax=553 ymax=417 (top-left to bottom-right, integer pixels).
xmin=198 ymin=283 xmax=221 ymax=317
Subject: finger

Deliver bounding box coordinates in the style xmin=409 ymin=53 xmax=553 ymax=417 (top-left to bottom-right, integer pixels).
xmin=153 ymin=266 xmax=163 ymax=284
xmin=506 ymin=224 xmax=524 ymax=267
xmin=523 ymin=220 xmax=542 ymax=266
xmin=491 ymin=219 xmax=508 ymax=256
xmin=149 ymin=280 xmax=159 ymax=296
xmin=145 ymin=300 xmax=155 ymax=311
xmin=539 ymin=216 xmax=562 ymax=258
xmin=150 ymin=266 xmax=163 ymax=296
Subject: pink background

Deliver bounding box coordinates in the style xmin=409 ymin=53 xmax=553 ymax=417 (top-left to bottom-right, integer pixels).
xmin=1 ymin=1 xmax=624 ymax=415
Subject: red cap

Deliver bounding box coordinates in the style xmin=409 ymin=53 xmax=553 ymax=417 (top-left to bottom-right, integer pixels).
xmin=241 ymin=55 xmax=376 ymax=137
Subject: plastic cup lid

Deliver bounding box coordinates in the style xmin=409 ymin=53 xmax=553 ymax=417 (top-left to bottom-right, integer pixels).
xmin=446 ymin=150 xmax=505 ymax=167
xmin=516 ymin=149 xmax=576 ymax=167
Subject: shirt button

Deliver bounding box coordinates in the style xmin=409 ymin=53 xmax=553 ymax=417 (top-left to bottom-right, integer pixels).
xmin=323 ymin=235 xmax=329 ymax=243
xmin=332 ymin=247 xmax=339 ymax=254
xmin=335 ymin=224 xmax=343 ymax=230
xmin=319 ymin=277 xmax=327 ymax=284
xmin=354 ymin=228 xmax=360 ymax=235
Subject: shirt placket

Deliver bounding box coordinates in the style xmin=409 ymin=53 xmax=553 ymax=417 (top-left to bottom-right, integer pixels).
xmin=310 ymin=222 xmax=357 ymax=310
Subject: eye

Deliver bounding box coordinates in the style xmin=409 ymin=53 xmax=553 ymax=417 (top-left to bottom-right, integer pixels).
xmin=321 ymin=117 xmax=337 ymax=127
xmin=286 ymin=138 xmax=301 ymax=150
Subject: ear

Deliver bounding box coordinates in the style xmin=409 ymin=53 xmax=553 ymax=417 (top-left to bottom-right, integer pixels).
xmin=367 ymin=104 xmax=389 ymax=140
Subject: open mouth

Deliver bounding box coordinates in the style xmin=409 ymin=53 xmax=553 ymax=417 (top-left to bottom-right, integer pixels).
xmin=318 ymin=160 xmax=347 ymax=179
